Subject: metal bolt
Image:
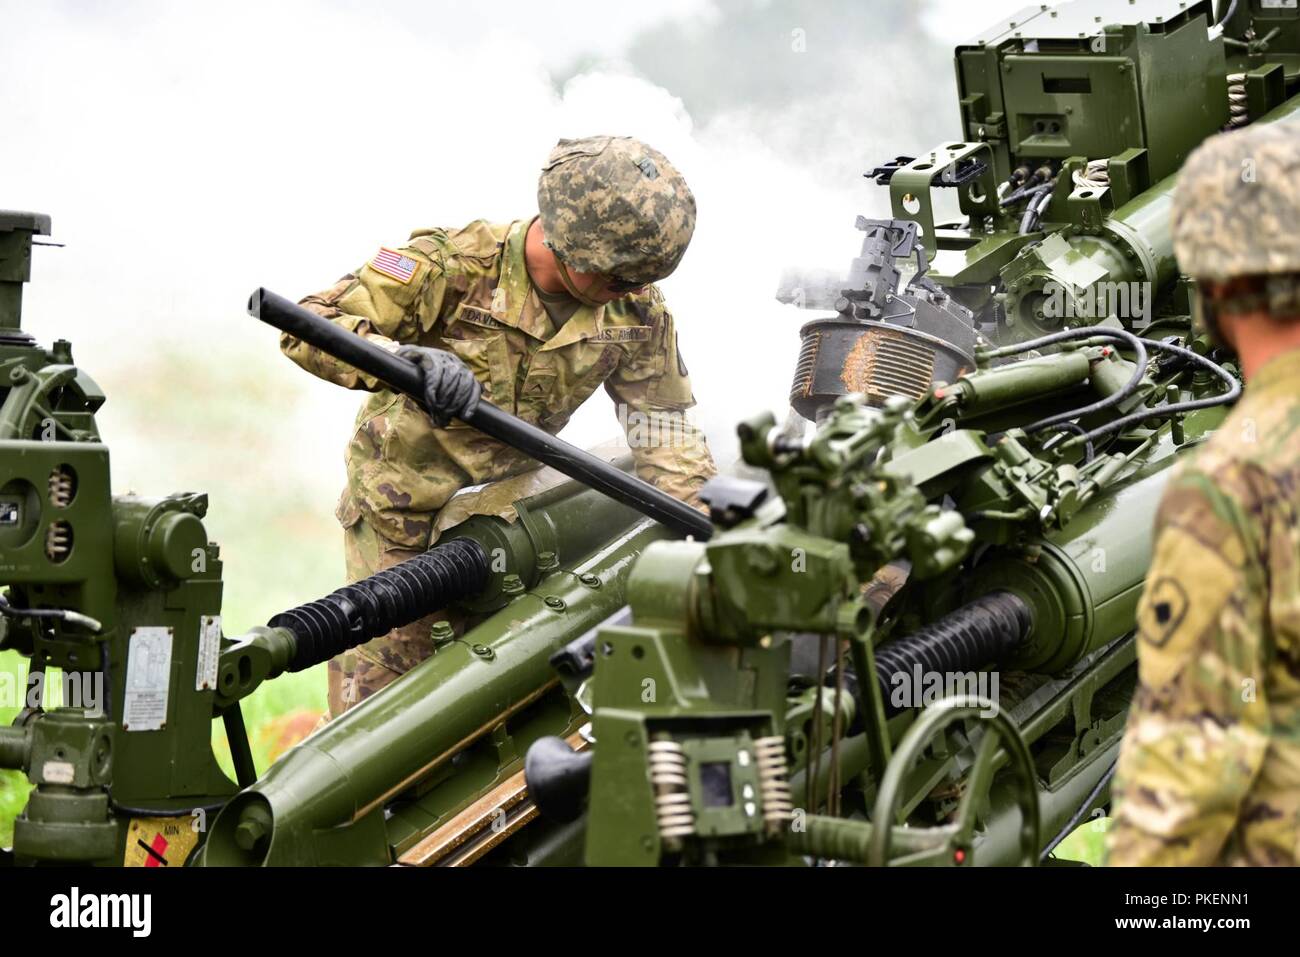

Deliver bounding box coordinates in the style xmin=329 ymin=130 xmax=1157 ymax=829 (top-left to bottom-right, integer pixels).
xmin=429 ymin=621 xmax=454 ymax=642
xmin=472 ymin=644 xmax=495 ymax=660
xmin=578 ymin=573 xmax=600 ymax=588
xmin=502 ymin=574 xmax=524 ymax=595
xmin=544 ymin=596 xmax=566 ymax=611
xmin=235 ymin=819 xmax=266 ymax=851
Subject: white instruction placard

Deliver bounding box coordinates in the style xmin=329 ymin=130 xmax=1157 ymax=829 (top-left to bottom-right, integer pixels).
xmin=123 ymin=626 xmax=173 ymax=731
xmin=196 ymin=615 xmax=221 ymax=691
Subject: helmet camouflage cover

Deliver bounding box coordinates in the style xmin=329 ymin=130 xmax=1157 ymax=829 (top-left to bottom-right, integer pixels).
xmin=1173 ymin=122 xmax=1300 ymax=283
xmin=537 ymin=135 xmax=697 ymax=285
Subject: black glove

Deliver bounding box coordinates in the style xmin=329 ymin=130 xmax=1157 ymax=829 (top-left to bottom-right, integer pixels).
xmin=396 ymin=345 xmax=482 ymax=427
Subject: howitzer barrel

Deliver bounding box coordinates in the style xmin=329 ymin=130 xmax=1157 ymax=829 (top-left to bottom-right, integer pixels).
xmin=248 ymin=288 xmax=712 ymax=540
xmin=199 ymin=493 xmax=665 ymax=865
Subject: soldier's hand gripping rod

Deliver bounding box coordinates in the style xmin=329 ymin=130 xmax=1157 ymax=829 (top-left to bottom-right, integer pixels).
xmin=249 ymin=288 xmax=713 ymax=540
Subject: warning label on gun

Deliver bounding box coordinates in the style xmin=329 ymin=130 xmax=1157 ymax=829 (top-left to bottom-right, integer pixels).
xmin=123 ymin=626 xmax=173 ymax=732
xmin=196 ymin=615 xmax=220 ymax=691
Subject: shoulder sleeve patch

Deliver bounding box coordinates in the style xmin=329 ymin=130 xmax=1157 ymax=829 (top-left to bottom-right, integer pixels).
xmin=368 ymin=247 xmax=419 ymax=284
xmin=1136 ymin=524 xmax=1240 ymax=689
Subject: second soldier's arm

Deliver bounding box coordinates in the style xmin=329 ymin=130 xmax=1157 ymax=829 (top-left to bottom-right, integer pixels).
xmin=281 ymin=243 xmax=451 ymax=391
xmin=603 ymin=288 xmax=716 ymax=507
xmin=1106 ymin=463 xmax=1273 ymax=865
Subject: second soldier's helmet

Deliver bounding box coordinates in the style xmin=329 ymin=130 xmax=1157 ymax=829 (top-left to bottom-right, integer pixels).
xmin=1173 ymin=123 xmax=1300 ymax=283
xmin=537 ymin=135 xmax=697 ymax=286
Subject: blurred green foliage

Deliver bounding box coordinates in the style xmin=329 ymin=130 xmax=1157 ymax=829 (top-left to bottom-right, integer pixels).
xmin=1055 ymin=818 xmax=1110 ymax=867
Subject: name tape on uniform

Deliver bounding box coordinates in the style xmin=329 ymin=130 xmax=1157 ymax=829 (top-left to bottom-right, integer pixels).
xmin=454 ymin=305 xmax=510 ymax=331
xmin=593 ymin=326 xmax=652 ymax=342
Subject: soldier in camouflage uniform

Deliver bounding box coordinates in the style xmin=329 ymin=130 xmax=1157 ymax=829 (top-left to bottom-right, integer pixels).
xmin=1107 ymin=123 xmax=1300 ymax=866
xmin=280 ymin=136 xmax=716 ymax=718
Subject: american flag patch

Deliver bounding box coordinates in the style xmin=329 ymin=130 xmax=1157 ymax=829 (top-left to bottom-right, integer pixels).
xmin=369 ymin=247 xmax=418 ymax=284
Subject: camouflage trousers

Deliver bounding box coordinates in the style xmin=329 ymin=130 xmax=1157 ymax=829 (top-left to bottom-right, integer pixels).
xmin=323 ymin=518 xmax=470 ymax=719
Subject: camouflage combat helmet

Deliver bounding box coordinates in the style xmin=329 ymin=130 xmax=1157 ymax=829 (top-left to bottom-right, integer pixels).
xmin=537 ymin=135 xmax=697 ymax=286
xmin=1173 ymin=123 xmax=1300 ymax=283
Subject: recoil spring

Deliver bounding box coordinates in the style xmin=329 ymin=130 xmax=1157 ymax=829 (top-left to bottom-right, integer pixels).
xmin=1227 ymin=73 xmax=1249 ymax=129
xmin=754 ymin=735 xmax=793 ymax=834
xmin=648 ymin=740 xmax=696 ymax=841
xmin=48 ymin=467 xmax=73 ymax=508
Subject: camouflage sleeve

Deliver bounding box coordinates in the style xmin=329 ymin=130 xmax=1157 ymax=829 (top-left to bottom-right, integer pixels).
xmin=603 ymin=288 xmax=716 ymax=507
xmin=1106 ymin=462 xmax=1272 ymax=866
xmin=280 ymin=241 xmax=450 ymax=390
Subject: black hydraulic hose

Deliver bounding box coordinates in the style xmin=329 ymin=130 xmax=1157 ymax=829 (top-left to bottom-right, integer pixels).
xmin=871 ymin=591 xmax=1033 ymax=717
xmin=1067 ymin=337 xmax=1240 ymax=446
xmin=1041 ymin=421 xmax=1096 ymax=465
xmin=249 ymin=288 xmax=713 ymax=540
xmin=1018 ymin=183 xmax=1054 ymax=235
xmin=269 ymin=538 xmax=490 ymax=672
xmin=980 ymin=327 xmax=1149 ymax=435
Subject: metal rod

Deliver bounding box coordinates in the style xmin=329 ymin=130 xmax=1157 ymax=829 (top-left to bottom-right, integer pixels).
xmin=248 ymin=288 xmax=712 ymax=540
xmin=222 ymin=703 xmax=258 ymax=789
